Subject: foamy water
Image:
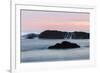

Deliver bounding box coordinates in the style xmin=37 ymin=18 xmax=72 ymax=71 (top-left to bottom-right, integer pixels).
xmin=21 ymin=38 xmax=89 ymax=62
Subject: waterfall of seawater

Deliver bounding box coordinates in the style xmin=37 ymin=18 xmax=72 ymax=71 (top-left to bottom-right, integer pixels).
xmin=64 ymin=32 xmax=73 ymax=39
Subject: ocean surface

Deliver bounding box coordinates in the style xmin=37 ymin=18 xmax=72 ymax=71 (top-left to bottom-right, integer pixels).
xmin=21 ymin=38 xmax=89 ymax=63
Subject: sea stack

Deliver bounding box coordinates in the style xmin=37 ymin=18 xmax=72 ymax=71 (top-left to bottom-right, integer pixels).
xmin=48 ymin=41 xmax=80 ymax=49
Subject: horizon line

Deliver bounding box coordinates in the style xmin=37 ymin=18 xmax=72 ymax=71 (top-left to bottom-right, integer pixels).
xmin=21 ymin=30 xmax=89 ymax=35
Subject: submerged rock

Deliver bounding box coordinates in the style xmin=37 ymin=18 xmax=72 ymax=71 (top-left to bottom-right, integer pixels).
xmin=48 ymin=41 xmax=80 ymax=49
xmin=23 ymin=33 xmax=37 ymax=39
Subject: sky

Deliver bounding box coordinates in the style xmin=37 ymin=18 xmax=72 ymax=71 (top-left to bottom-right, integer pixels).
xmin=21 ymin=10 xmax=90 ymax=34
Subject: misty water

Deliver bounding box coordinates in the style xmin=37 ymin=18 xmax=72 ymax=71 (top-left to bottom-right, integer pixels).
xmin=21 ymin=38 xmax=89 ymax=62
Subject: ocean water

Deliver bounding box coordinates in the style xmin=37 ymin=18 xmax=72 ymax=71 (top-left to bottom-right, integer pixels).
xmin=21 ymin=38 xmax=89 ymax=63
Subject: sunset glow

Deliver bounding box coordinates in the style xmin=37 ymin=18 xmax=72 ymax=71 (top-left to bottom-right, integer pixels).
xmin=21 ymin=10 xmax=89 ymax=34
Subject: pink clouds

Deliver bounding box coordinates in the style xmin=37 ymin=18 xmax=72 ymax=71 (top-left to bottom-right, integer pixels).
xmin=21 ymin=10 xmax=89 ymax=33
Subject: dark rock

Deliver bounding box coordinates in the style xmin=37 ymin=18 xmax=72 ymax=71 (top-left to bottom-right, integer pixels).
xmin=23 ymin=33 xmax=37 ymax=39
xmin=38 ymin=30 xmax=89 ymax=39
xmin=48 ymin=41 xmax=80 ymax=49
xmin=72 ymin=32 xmax=89 ymax=39
xmin=38 ymin=30 xmax=65 ymax=39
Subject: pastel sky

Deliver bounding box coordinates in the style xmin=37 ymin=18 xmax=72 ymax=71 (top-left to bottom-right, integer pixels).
xmin=21 ymin=10 xmax=89 ymax=34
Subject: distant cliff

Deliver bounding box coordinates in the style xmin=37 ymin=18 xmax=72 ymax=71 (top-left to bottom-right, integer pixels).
xmin=38 ymin=30 xmax=89 ymax=39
